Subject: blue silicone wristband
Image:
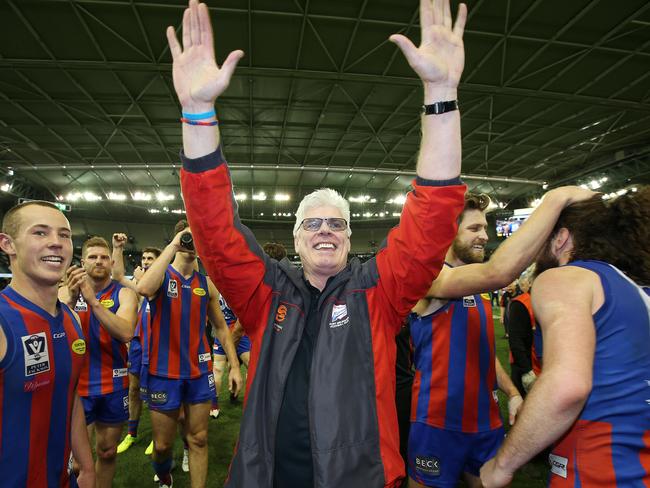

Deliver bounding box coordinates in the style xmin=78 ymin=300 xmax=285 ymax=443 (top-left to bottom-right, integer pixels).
xmin=181 ymin=109 xmax=216 ymax=120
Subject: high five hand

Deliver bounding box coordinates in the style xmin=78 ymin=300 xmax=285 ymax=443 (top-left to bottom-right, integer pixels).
xmin=166 ymin=0 xmax=244 ymax=112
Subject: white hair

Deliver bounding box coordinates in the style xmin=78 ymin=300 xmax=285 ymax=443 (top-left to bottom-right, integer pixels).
xmin=293 ymin=188 xmax=351 ymax=237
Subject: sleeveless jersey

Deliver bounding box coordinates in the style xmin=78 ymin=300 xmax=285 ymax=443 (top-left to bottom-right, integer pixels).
xmin=548 ymin=260 xmax=650 ymax=486
xmin=0 ymin=287 xmax=85 ymax=487
xmin=75 ymin=281 xmax=128 ymax=396
xmin=148 ymin=266 xmax=212 ymax=379
xmin=410 ymin=293 xmax=501 ymax=433
xmin=135 ymin=300 xmax=151 ymax=366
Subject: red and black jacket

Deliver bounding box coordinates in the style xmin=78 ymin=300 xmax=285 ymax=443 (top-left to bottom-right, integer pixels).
xmin=181 ymin=146 xmax=465 ymax=488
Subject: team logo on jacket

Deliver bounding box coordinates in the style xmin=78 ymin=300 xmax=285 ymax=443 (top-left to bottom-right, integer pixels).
xmin=167 ymin=279 xmax=178 ymax=298
xmin=414 ymin=455 xmax=440 ymax=476
xmin=74 ymin=296 xmax=88 ymax=312
xmin=274 ymin=304 xmax=288 ymax=332
xmin=21 ymin=332 xmax=50 ymax=376
xmin=549 ymin=453 xmax=568 ymax=478
xmin=462 ymin=296 xmax=476 ymax=307
xmin=329 ymin=303 xmax=350 ymax=328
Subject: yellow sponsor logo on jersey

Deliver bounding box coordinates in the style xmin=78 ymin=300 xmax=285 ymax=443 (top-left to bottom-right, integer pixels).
xmin=480 ymin=293 xmax=491 ymax=301
xmin=72 ymin=339 xmax=86 ymax=355
xmin=193 ymin=287 xmax=206 ymax=297
xmin=101 ymin=299 xmax=114 ymax=308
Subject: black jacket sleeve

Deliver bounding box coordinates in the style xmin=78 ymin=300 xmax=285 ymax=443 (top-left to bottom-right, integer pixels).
xmin=507 ymin=301 xmax=533 ymax=372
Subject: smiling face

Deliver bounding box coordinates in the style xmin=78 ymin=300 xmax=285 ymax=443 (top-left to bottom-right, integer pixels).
xmin=0 ymin=205 xmax=73 ymax=287
xmin=294 ymin=205 xmax=351 ymax=283
xmin=451 ymin=209 xmax=489 ymax=265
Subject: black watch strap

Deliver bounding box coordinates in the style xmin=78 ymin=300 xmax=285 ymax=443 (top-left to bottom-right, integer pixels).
xmin=422 ymin=100 xmax=459 ymax=115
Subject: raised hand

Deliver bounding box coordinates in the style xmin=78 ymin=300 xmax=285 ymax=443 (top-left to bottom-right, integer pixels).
xmin=112 ymin=232 xmax=127 ymax=249
xmin=389 ymin=0 xmax=467 ymax=89
xmin=166 ymin=0 xmax=244 ymax=111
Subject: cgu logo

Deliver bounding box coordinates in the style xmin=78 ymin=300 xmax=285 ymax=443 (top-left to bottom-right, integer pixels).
xmin=275 ymin=305 xmax=287 ymax=322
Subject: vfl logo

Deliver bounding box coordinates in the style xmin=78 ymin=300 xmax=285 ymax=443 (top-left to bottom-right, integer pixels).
xmin=167 ymin=279 xmax=178 ymax=298
xmin=549 ymin=453 xmax=568 ymax=479
xmin=21 ymin=332 xmax=50 ymax=376
xmin=415 ymin=456 xmax=441 ymax=476
xmin=74 ymin=296 xmax=88 ymax=312
xmin=463 ymin=296 xmax=477 ymax=307
xmin=329 ymin=303 xmax=350 ymax=329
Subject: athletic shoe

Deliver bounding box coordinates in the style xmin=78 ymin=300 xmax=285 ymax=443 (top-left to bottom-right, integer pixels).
xmin=182 ymin=448 xmax=189 ymax=472
xmin=209 ymin=408 xmax=220 ymax=419
xmin=158 ymin=474 xmax=173 ymax=488
xmin=145 ymin=440 xmax=154 ymax=455
xmin=153 ymin=461 xmax=176 ymax=482
xmin=116 ymin=434 xmax=136 ymax=454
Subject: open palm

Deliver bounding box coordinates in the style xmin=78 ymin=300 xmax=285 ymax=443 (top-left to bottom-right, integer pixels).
xmin=166 ymin=0 xmax=243 ymax=111
xmin=390 ymin=0 xmax=467 ymax=87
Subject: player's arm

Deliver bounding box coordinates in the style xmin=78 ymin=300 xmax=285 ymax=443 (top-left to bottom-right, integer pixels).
xmin=81 ymin=280 xmax=137 ymax=343
xmin=480 ymin=266 xmax=596 ymax=488
xmin=111 ymin=233 xmax=137 ymax=292
xmin=136 ymin=230 xmax=184 ymax=299
xmin=207 ymin=278 xmax=242 ymax=397
xmin=71 ymin=392 xmax=95 ymax=488
xmin=426 ymin=186 xmax=598 ymax=299
xmin=231 ymin=319 xmax=244 ymax=346
xmin=495 ymin=358 xmax=523 ymax=426
xmin=0 ymin=324 xmax=6 ymax=363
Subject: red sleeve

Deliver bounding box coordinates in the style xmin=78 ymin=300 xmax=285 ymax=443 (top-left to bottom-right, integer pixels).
xmin=374 ymin=180 xmax=466 ymax=330
xmin=180 ymin=148 xmax=272 ymax=335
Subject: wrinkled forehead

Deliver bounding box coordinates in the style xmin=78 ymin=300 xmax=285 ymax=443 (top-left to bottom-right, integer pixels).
xmin=303 ymin=205 xmax=344 ymax=220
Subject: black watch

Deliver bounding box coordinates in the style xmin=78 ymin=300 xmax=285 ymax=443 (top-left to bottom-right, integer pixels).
xmin=422 ymin=100 xmax=459 ymax=115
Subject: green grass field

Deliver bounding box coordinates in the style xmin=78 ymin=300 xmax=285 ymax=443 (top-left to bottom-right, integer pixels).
xmin=113 ymin=311 xmax=548 ymax=487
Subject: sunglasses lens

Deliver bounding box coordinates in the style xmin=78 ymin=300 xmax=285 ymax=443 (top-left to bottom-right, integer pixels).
xmin=329 ymin=219 xmax=346 ymax=231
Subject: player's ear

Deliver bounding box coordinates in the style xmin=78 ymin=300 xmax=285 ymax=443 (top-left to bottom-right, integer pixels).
xmin=0 ymin=233 xmax=16 ymax=258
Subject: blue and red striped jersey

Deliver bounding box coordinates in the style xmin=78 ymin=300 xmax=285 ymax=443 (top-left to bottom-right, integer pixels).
xmin=0 ymin=287 xmax=85 ymax=487
xmin=135 ymin=300 xmax=151 ymax=366
xmin=410 ymin=293 xmax=501 ymax=433
xmin=148 ymin=266 xmax=212 ymax=379
xmin=75 ymin=280 xmax=128 ymax=396
xmin=548 ymin=260 xmax=650 ymax=486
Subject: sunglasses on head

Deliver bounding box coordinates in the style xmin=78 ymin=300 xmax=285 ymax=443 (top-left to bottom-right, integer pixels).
xmin=300 ymin=217 xmax=348 ymax=232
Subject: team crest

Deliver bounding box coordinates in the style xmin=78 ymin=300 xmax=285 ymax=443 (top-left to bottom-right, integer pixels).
xmin=329 ymin=303 xmax=350 ymax=329
xmin=167 ymin=279 xmax=178 ymax=298
xmin=462 ymin=296 xmax=477 ymax=307
xmin=21 ymin=332 xmax=50 ymax=376
xmin=74 ymin=295 xmax=88 ymax=312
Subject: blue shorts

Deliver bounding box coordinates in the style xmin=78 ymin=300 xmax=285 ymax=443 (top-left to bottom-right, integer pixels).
xmin=128 ymin=338 xmax=142 ymax=375
xmin=139 ymin=365 xmax=149 ymax=401
xmin=213 ymin=335 xmax=251 ymax=357
xmin=147 ymin=373 xmax=216 ymax=411
xmin=81 ymin=389 xmax=130 ymax=425
xmin=408 ymin=423 xmax=505 ymax=487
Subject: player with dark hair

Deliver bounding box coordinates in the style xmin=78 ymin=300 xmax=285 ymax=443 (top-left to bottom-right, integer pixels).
xmin=61 ymin=235 xmax=138 ymax=488
xmin=112 ymin=237 xmax=162 ymax=455
xmin=0 ymin=201 xmax=95 ymax=487
xmin=261 ymin=242 xmax=287 ymax=261
xmin=409 ymin=187 xmax=595 ymax=488
xmin=481 ymin=187 xmax=650 ymax=487
xmin=136 ymin=220 xmax=242 ymax=488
